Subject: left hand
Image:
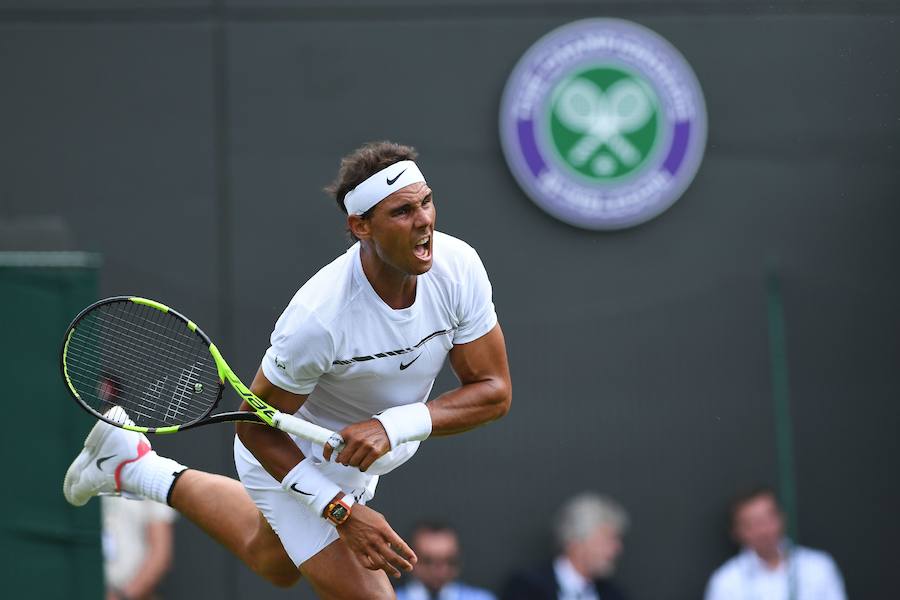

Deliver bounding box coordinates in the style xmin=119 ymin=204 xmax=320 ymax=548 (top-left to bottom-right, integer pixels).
xmin=334 ymin=503 xmax=416 ymax=578
xmin=322 ymin=419 xmax=391 ymax=472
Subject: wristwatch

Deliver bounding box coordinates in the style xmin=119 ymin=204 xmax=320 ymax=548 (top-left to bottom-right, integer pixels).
xmin=324 ymin=494 xmax=356 ymax=526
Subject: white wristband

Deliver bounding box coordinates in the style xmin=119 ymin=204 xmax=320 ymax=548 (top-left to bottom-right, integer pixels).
xmin=373 ymin=402 xmax=432 ymax=450
xmin=281 ymin=458 xmax=342 ymax=518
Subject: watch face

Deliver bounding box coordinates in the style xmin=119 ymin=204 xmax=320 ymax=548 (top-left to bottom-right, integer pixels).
xmin=331 ymin=505 xmax=348 ymax=521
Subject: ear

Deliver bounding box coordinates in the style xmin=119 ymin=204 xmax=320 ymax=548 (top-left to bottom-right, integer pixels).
xmin=348 ymin=214 xmax=371 ymax=240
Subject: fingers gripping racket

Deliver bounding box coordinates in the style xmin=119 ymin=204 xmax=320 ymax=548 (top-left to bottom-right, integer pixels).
xmin=60 ymin=296 xmax=344 ymax=452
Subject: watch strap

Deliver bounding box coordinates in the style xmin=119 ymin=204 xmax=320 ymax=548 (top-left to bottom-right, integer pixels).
xmin=325 ymin=494 xmax=356 ymax=526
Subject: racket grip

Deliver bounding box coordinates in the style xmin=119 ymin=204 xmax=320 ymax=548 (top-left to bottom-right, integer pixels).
xmin=272 ymin=411 xmax=345 ymax=452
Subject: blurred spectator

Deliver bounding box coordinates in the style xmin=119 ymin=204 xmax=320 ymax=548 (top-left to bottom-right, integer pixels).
xmin=501 ymin=493 xmax=628 ymax=600
xmin=102 ymin=496 xmax=176 ymax=600
xmin=704 ymin=485 xmax=846 ymax=600
xmin=396 ymin=520 xmax=495 ymax=600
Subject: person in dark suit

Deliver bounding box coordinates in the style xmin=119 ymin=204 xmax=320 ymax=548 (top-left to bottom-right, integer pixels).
xmin=501 ymin=493 xmax=629 ymax=600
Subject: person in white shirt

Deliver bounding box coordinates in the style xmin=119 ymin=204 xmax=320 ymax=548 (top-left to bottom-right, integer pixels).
xmin=501 ymin=493 xmax=629 ymax=600
xmin=704 ymin=486 xmax=847 ymax=600
xmin=102 ymin=496 xmax=176 ymax=600
xmin=395 ymin=520 xmax=496 ymax=600
xmin=65 ymin=141 xmax=513 ymax=600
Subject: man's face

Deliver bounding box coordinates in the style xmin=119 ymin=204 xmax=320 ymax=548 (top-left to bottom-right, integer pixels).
xmin=732 ymin=493 xmax=784 ymax=557
xmin=411 ymin=530 xmax=460 ymax=593
xmin=360 ymin=182 xmax=435 ymax=276
xmin=571 ymin=525 xmax=623 ymax=578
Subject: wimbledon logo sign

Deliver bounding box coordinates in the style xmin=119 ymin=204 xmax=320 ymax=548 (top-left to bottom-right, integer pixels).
xmin=500 ymin=19 xmax=707 ymax=230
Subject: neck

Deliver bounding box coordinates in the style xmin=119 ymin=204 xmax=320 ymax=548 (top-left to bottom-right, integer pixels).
xmin=421 ymin=580 xmax=445 ymax=598
xmin=755 ymin=547 xmax=784 ymax=570
xmin=564 ymin=552 xmax=591 ymax=580
xmin=360 ymin=243 xmax=417 ymax=309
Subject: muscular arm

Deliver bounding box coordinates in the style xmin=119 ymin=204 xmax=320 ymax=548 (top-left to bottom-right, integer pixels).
xmin=429 ymin=323 xmax=512 ymax=434
xmin=324 ymin=323 xmax=512 ymax=468
xmin=235 ymin=369 xmax=309 ymax=482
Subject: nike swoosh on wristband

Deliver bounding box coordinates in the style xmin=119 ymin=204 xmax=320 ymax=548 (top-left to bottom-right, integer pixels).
xmin=386 ymin=168 xmax=407 ymax=185
xmin=399 ymin=354 xmax=422 ymax=370
xmin=290 ymin=483 xmax=314 ymax=496
xmin=96 ymin=455 xmax=115 ymax=470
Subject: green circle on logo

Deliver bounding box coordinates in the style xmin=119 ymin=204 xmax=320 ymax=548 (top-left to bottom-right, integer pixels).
xmin=548 ymin=66 xmax=661 ymax=181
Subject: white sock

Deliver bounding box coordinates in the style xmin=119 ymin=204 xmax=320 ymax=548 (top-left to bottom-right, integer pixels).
xmin=120 ymin=451 xmax=187 ymax=504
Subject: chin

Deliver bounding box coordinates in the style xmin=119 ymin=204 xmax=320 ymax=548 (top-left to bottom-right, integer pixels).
xmin=589 ymin=561 xmax=616 ymax=579
xmin=409 ymin=258 xmax=433 ymax=275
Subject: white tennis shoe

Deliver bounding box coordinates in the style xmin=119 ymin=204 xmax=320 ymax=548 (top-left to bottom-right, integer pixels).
xmin=63 ymin=406 xmax=151 ymax=506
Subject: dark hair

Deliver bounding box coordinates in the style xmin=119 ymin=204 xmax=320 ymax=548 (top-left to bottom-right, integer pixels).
xmin=410 ymin=520 xmax=461 ymax=564
xmin=729 ymin=485 xmax=778 ymax=524
xmin=325 ymin=140 xmax=419 ymax=215
xmin=410 ymin=519 xmax=456 ymax=538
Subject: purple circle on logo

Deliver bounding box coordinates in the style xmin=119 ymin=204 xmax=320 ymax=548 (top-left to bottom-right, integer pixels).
xmin=500 ymin=19 xmax=707 ymax=230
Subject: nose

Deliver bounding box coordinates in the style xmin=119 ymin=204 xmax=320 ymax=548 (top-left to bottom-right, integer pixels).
xmin=414 ymin=202 xmax=434 ymax=228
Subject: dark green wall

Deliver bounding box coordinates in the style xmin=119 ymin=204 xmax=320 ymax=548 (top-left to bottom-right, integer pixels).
xmin=0 ymin=258 xmax=104 ymax=599
xmin=1 ymin=2 xmax=897 ymax=598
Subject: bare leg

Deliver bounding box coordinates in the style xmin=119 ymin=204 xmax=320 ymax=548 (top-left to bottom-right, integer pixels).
xmin=64 ymin=415 xmax=305 ymax=589
xmin=301 ymin=539 xmax=396 ymax=600
xmin=168 ymin=470 xmax=397 ymax=596
xmin=168 ymin=470 xmax=300 ymax=587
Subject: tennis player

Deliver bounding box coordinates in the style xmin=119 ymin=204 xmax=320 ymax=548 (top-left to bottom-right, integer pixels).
xmin=64 ymin=141 xmax=512 ymax=599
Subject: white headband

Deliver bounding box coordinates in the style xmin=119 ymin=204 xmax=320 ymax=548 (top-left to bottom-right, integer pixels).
xmin=344 ymin=160 xmax=427 ymax=215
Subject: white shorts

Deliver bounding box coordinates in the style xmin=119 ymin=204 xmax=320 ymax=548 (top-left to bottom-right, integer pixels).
xmin=233 ymin=435 xmax=380 ymax=566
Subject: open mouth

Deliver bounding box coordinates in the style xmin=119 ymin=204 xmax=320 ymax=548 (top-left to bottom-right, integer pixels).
xmin=413 ymin=234 xmax=431 ymax=261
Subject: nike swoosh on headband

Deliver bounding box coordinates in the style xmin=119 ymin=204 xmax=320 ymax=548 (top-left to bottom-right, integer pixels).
xmin=386 ymin=168 xmax=407 ymax=185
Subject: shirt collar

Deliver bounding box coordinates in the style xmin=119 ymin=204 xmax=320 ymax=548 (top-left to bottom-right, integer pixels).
xmin=742 ymin=538 xmax=792 ymax=572
xmin=554 ymin=555 xmax=593 ymax=594
xmin=404 ymin=580 xmax=461 ymax=600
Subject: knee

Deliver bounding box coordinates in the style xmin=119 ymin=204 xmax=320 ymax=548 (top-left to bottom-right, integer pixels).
xmin=262 ymin=568 xmax=301 ymax=589
xmin=305 ymin=572 xmax=395 ymax=600
xmin=243 ymin=543 xmax=301 ymax=588
xmin=248 ymin=557 xmax=300 ymax=588
xmin=354 ymin=578 xmax=396 ymax=600
xmin=343 ymin=586 xmax=395 ymax=600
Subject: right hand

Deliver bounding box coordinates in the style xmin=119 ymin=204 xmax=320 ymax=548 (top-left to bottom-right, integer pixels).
xmin=335 ymin=504 xmax=417 ymax=578
xmin=322 ymin=419 xmax=391 ymax=472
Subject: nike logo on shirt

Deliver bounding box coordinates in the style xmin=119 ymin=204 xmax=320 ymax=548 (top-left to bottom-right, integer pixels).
xmin=399 ymin=354 xmax=421 ymax=370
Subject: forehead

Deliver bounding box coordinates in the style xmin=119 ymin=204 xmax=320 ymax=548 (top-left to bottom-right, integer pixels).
xmin=573 ymin=523 xmax=620 ymax=548
xmin=376 ymin=182 xmax=432 ymax=210
xmin=735 ymin=494 xmax=778 ymax=520
xmin=413 ymin=529 xmax=458 ymax=550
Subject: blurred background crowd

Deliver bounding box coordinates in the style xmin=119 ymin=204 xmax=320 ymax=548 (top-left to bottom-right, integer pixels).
xmin=100 ymin=486 xmax=848 ymax=599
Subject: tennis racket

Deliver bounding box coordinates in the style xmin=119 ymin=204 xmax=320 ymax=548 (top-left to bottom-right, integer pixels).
xmin=60 ymin=296 xmax=344 ymax=452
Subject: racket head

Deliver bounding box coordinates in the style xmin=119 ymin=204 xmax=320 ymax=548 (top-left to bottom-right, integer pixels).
xmin=60 ymin=296 xmax=225 ymax=433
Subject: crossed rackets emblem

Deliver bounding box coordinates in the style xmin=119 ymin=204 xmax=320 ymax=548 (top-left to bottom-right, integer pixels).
xmin=553 ymin=76 xmax=655 ymax=177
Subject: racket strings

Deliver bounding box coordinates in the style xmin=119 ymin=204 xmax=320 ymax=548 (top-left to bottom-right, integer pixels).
xmin=68 ymin=305 xmax=215 ymax=426
xmin=67 ymin=320 xmax=196 ymax=398
xmin=65 ymin=301 xmax=221 ymax=428
xmin=66 ymin=314 xmax=211 ymax=426
xmin=65 ymin=311 xmax=202 ymax=409
xmin=67 ymin=321 xmax=210 ymax=424
xmin=106 ymin=302 xmax=218 ymax=424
